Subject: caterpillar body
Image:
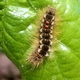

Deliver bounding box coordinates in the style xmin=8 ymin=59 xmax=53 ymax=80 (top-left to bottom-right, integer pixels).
xmin=29 ymin=7 xmax=55 ymax=67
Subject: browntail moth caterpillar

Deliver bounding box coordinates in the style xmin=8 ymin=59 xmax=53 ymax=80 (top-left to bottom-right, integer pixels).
xmin=29 ymin=6 xmax=55 ymax=67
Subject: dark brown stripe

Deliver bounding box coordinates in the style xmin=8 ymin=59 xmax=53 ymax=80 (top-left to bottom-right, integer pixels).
xmin=39 ymin=49 xmax=46 ymax=56
xmin=42 ymin=29 xmax=50 ymax=33
xmin=42 ymin=39 xmax=50 ymax=45
xmin=42 ymin=33 xmax=50 ymax=39
xmin=42 ymin=45 xmax=49 ymax=51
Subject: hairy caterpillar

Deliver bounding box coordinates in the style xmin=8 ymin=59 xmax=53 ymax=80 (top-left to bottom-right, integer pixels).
xmin=29 ymin=7 xmax=55 ymax=67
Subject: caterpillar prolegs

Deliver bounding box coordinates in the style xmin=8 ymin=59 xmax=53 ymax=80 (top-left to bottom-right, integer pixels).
xmin=29 ymin=7 xmax=55 ymax=66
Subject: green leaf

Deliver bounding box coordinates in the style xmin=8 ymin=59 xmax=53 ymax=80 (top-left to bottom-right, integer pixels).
xmin=0 ymin=0 xmax=5 ymax=51
xmin=2 ymin=0 xmax=80 ymax=80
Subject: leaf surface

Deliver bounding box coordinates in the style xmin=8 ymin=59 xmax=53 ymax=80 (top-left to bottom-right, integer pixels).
xmin=2 ymin=0 xmax=80 ymax=80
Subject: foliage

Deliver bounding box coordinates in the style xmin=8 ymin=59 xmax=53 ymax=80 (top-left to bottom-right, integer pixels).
xmin=0 ymin=0 xmax=80 ymax=80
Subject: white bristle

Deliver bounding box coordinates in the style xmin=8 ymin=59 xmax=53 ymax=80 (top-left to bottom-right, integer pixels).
xmin=40 ymin=34 xmax=42 ymax=38
xmin=37 ymin=49 xmax=41 ymax=53
xmin=50 ymin=30 xmax=52 ymax=33
xmin=44 ymin=14 xmax=46 ymax=18
xmin=52 ymin=16 xmax=55 ymax=21
xmin=42 ymin=19 xmax=44 ymax=22
xmin=40 ymin=40 xmax=42 ymax=44
xmin=50 ymin=35 xmax=53 ymax=39
xmin=51 ymin=22 xmax=54 ymax=25
xmin=48 ymin=48 xmax=51 ymax=52
xmin=39 ymin=45 xmax=43 ymax=48
xmin=41 ymin=24 xmax=43 ymax=27
xmin=40 ymin=28 xmax=42 ymax=32
xmin=50 ymin=41 xmax=52 ymax=45
xmin=45 ymin=53 xmax=49 ymax=56
xmin=51 ymin=27 xmax=53 ymax=29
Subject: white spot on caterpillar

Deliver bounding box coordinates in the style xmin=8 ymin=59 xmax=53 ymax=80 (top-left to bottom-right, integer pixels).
xmin=40 ymin=40 xmax=42 ymax=44
xmin=51 ymin=26 xmax=53 ymax=29
xmin=52 ymin=16 xmax=55 ymax=21
xmin=41 ymin=24 xmax=43 ymax=27
xmin=38 ymin=49 xmax=41 ymax=53
xmin=40 ymin=34 xmax=42 ymax=38
xmin=50 ymin=41 xmax=53 ymax=45
xmin=44 ymin=14 xmax=46 ymax=18
xmin=42 ymin=19 xmax=45 ymax=22
xmin=39 ymin=44 xmax=43 ymax=48
xmin=45 ymin=53 xmax=49 ymax=56
xmin=50 ymin=30 xmax=52 ymax=33
xmin=50 ymin=35 xmax=53 ymax=39
xmin=40 ymin=28 xmax=42 ymax=32
xmin=48 ymin=48 xmax=51 ymax=52
xmin=51 ymin=22 xmax=54 ymax=26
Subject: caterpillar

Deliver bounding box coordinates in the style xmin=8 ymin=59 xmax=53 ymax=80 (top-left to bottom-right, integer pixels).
xmin=29 ymin=7 xmax=55 ymax=67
